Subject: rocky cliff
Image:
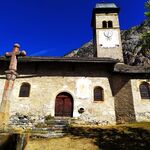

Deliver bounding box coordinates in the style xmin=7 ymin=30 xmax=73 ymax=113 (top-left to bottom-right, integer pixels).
xmin=65 ymin=20 xmax=150 ymax=66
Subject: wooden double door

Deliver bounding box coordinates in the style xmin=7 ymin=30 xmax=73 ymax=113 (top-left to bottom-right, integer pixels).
xmin=55 ymin=92 xmax=73 ymax=117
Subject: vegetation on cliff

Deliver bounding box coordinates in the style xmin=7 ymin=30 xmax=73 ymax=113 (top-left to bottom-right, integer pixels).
xmin=141 ymin=0 xmax=150 ymax=61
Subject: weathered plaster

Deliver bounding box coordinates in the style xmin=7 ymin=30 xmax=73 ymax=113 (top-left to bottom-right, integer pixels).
xmin=131 ymin=79 xmax=150 ymax=122
xmin=8 ymin=76 xmax=116 ymax=125
xmin=94 ymin=13 xmax=123 ymax=62
xmin=0 ymin=77 xmax=5 ymax=104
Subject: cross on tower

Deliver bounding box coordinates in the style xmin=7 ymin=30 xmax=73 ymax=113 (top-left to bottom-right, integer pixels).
xmin=5 ymin=43 xmax=26 ymax=80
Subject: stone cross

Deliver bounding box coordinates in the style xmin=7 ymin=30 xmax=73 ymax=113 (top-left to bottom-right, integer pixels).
xmin=0 ymin=44 xmax=26 ymax=125
xmin=5 ymin=43 xmax=26 ymax=80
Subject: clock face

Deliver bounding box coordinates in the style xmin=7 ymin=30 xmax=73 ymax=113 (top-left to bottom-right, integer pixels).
xmin=99 ymin=30 xmax=119 ymax=48
xmin=103 ymin=31 xmax=113 ymax=41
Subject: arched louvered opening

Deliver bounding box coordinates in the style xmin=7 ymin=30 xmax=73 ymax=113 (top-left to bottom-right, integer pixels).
xmin=102 ymin=21 xmax=107 ymax=28
xmin=94 ymin=86 xmax=104 ymax=101
xmin=19 ymin=82 xmax=31 ymax=97
xmin=108 ymin=21 xmax=113 ymax=28
xmin=139 ymin=82 xmax=150 ymax=99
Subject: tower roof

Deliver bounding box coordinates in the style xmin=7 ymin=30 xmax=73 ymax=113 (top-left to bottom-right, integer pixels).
xmin=91 ymin=2 xmax=120 ymax=27
xmin=95 ymin=3 xmax=118 ymax=9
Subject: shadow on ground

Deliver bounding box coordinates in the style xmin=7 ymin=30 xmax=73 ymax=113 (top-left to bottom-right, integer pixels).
xmin=0 ymin=134 xmax=18 ymax=150
xmin=68 ymin=125 xmax=150 ymax=150
xmin=0 ymin=133 xmax=28 ymax=150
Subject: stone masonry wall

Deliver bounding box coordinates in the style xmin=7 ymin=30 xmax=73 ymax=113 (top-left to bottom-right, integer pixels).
xmin=111 ymin=75 xmax=136 ymax=123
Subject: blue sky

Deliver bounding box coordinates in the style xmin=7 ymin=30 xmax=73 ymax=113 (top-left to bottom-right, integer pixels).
xmin=0 ymin=0 xmax=148 ymax=56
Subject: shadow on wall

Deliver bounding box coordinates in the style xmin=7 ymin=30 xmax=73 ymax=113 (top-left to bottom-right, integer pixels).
xmin=109 ymin=75 xmax=136 ymax=123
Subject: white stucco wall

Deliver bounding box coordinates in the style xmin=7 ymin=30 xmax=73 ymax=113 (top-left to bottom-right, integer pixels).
xmin=7 ymin=76 xmax=116 ymax=124
xmin=0 ymin=75 xmax=6 ymax=104
xmin=95 ymin=13 xmax=123 ymax=62
xmin=131 ymin=79 xmax=150 ymax=122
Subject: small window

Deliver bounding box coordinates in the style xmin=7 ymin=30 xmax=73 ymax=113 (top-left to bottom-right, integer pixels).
xmin=108 ymin=21 xmax=113 ymax=28
xmin=139 ymin=82 xmax=150 ymax=99
xmin=102 ymin=21 xmax=107 ymax=28
xmin=94 ymin=86 xmax=104 ymax=101
xmin=19 ymin=82 xmax=31 ymax=97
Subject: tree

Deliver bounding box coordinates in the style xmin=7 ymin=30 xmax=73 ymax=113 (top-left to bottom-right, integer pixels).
xmin=145 ymin=0 xmax=150 ymax=19
xmin=141 ymin=0 xmax=150 ymax=58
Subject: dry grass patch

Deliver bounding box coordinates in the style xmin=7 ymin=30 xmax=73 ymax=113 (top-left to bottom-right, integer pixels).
xmin=26 ymin=136 xmax=99 ymax=150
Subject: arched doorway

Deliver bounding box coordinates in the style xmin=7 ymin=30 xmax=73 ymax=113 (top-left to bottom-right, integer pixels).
xmin=55 ymin=92 xmax=73 ymax=117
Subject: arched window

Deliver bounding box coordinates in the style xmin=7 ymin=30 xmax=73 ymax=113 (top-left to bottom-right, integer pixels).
xmin=102 ymin=21 xmax=107 ymax=28
xmin=19 ymin=82 xmax=31 ymax=97
xmin=139 ymin=82 xmax=150 ymax=99
xmin=108 ymin=21 xmax=113 ymax=28
xmin=94 ymin=86 xmax=104 ymax=101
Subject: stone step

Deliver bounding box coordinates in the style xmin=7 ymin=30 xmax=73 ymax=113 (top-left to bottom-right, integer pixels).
xmin=45 ymin=121 xmax=68 ymax=126
xmin=47 ymin=125 xmax=67 ymax=130
xmin=45 ymin=118 xmax=70 ymax=125
xmin=33 ymin=125 xmax=68 ymax=131
xmin=31 ymin=126 xmax=68 ymax=138
xmin=27 ymin=118 xmax=70 ymax=138
xmin=32 ymin=128 xmax=68 ymax=133
xmin=30 ymin=132 xmax=67 ymax=138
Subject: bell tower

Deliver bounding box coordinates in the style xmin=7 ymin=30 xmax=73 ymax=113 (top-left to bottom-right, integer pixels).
xmin=91 ymin=3 xmax=123 ymax=62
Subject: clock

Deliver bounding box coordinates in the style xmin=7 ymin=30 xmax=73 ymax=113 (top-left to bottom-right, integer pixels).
xmin=99 ymin=30 xmax=119 ymax=48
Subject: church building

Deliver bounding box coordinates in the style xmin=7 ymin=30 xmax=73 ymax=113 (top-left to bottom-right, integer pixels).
xmin=0 ymin=3 xmax=150 ymax=127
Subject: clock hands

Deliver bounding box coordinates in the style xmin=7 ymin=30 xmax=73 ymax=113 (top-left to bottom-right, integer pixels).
xmin=104 ymin=31 xmax=113 ymax=40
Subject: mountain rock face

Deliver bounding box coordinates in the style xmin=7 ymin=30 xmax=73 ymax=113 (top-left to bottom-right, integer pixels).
xmin=65 ymin=20 xmax=150 ymax=66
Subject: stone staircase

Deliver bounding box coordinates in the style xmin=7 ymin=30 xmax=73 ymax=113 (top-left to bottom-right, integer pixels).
xmin=31 ymin=117 xmax=70 ymax=138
